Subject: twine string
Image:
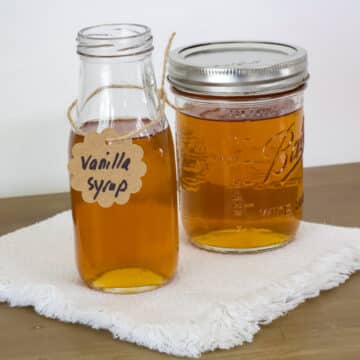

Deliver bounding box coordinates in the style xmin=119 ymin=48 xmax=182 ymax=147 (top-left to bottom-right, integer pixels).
xmin=67 ymin=32 xmax=179 ymax=141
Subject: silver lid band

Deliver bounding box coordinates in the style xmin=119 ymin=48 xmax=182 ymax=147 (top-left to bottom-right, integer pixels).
xmin=168 ymin=41 xmax=308 ymax=96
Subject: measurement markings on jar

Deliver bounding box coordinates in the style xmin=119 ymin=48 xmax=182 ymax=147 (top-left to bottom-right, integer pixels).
xmin=231 ymin=189 xmax=255 ymax=216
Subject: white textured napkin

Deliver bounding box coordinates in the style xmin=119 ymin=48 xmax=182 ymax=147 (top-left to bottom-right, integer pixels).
xmin=0 ymin=211 xmax=359 ymax=357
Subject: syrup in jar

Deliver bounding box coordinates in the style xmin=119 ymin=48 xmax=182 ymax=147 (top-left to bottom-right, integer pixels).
xmin=169 ymin=41 xmax=308 ymax=252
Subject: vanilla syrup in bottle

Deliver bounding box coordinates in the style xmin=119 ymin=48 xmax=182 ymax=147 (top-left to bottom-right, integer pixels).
xmin=69 ymin=24 xmax=178 ymax=293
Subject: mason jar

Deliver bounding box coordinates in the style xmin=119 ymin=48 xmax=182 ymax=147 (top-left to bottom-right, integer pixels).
xmin=168 ymin=41 xmax=308 ymax=252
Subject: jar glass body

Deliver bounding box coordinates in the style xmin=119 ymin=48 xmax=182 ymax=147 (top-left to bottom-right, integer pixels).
xmin=174 ymin=88 xmax=304 ymax=252
xmin=69 ymin=25 xmax=178 ymax=293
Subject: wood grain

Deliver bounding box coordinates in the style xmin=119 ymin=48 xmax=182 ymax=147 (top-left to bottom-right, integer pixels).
xmin=0 ymin=163 xmax=360 ymax=359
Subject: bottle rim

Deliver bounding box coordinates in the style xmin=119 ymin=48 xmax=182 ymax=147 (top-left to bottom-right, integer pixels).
xmin=76 ymin=23 xmax=153 ymax=58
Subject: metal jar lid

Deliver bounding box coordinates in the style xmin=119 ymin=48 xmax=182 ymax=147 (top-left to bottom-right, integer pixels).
xmin=168 ymin=41 xmax=308 ymax=96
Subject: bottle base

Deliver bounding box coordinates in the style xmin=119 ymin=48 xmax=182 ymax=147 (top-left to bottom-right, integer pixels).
xmin=85 ymin=267 xmax=171 ymax=294
xmin=190 ymin=227 xmax=295 ymax=253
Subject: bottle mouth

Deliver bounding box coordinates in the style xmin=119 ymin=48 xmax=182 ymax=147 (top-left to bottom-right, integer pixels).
xmin=77 ymin=23 xmax=153 ymax=57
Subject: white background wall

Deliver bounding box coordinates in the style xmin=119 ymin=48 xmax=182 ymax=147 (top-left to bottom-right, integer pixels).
xmin=1 ymin=0 xmax=359 ymax=197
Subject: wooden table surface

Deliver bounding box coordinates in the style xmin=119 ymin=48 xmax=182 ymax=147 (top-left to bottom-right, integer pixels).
xmin=0 ymin=163 xmax=360 ymax=360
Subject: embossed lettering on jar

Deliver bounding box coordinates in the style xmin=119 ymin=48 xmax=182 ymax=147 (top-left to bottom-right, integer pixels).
xmin=169 ymin=41 xmax=308 ymax=252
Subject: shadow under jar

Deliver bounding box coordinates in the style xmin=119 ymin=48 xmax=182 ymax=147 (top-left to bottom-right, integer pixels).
xmin=168 ymin=41 xmax=309 ymax=252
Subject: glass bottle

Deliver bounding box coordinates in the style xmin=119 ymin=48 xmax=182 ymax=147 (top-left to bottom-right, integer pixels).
xmin=168 ymin=41 xmax=308 ymax=253
xmin=69 ymin=24 xmax=178 ymax=293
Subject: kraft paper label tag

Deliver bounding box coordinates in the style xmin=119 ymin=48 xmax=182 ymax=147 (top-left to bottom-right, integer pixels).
xmin=68 ymin=129 xmax=147 ymax=208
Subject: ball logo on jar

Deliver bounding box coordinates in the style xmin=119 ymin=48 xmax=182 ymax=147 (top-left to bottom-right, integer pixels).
xmin=263 ymin=119 xmax=304 ymax=184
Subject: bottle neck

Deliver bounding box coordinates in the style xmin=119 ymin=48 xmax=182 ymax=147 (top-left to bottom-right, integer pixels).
xmin=77 ymin=54 xmax=163 ymax=133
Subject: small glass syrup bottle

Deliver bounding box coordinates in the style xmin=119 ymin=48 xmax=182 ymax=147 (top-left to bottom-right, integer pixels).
xmin=69 ymin=24 xmax=178 ymax=293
